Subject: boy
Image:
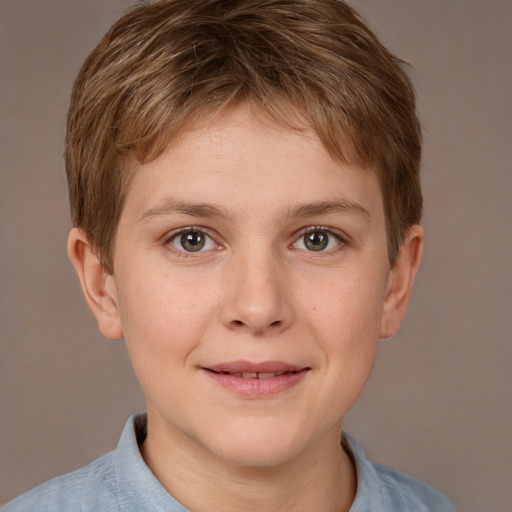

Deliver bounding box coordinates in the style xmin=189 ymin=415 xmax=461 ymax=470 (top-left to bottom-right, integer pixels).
xmin=3 ymin=0 xmax=456 ymax=510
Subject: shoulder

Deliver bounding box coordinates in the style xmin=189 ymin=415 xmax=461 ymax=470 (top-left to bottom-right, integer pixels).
xmin=2 ymin=414 xmax=186 ymax=512
xmin=369 ymin=461 xmax=457 ymax=511
xmin=343 ymin=433 xmax=457 ymax=512
xmin=1 ymin=451 xmax=118 ymax=512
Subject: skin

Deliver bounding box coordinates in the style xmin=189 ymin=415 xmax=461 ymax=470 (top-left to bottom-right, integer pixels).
xmin=68 ymin=104 xmax=423 ymax=512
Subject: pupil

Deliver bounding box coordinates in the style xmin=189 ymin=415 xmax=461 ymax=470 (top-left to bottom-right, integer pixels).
xmin=181 ymin=231 xmax=205 ymax=252
xmin=305 ymin=231 xmax=328 ymax=251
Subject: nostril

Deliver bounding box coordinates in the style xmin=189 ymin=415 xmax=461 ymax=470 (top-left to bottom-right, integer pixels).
xmin=230 ymin=319 xmax=281 ymax=329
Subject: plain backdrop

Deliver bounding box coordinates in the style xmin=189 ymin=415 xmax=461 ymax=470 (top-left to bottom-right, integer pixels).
xmin=1 ymin=1 xmax=511 ymax=510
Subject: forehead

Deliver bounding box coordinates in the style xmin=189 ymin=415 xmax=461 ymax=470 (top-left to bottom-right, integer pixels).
xmin=123 ymin=104 xmax=384 ymax=224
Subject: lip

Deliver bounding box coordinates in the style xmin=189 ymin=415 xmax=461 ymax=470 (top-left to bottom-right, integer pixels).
xmin=201 ymin=360 xmax=311 ymax=398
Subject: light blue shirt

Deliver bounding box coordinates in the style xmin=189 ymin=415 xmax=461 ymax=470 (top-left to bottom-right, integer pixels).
xmin=2 ymin=414 xmax=456 ymax=511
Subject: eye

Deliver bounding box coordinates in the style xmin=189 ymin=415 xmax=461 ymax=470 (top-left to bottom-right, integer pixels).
xmin=169 ymin=229 xmax=217 ymax=253
xmin=293 ymin=228 xmax=343 ymax=252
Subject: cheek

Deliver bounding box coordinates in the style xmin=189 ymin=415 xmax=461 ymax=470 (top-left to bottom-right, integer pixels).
xmin=116 ymin=267 xmax=220 ymax=365
xmin=301 ymin=273 xmax=385 ymax=340
xmin=116 ymin=273 xmax=221 ymax=407
xmin=296 ymin=267 xmax=386 ymax=387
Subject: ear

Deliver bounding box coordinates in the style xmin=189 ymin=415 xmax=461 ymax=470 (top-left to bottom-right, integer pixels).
xmin=379 ymin=225 xmax=424 ymax=339
xmin=67 ymin=228 xmax=123 ymax=339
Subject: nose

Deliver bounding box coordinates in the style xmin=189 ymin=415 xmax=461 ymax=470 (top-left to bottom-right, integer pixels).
xmin=220 ymin=246 xmax=294 ymax=336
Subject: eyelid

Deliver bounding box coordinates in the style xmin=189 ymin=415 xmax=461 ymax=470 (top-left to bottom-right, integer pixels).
xmin=165 ymin=226 xmax=211 ymax=241
xmin=162 ymin=225 xmax=347 ymax=255
xmin=164 ymin=226 xmax=222 ymax=254
xmin=291 ymin=225 xmax=347 ymax=251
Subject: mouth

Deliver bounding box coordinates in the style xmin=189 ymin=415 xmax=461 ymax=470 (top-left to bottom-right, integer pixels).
xmin=210 ymin=370 xmax=299 ymax=379
xmin=201 ymin=361 xmax=311 ymax=397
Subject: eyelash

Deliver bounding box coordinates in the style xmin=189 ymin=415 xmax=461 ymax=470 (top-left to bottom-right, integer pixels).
xmin=163 ymin=225 xmax=346 ymax=257
xmin=164 ymin=227 xmax=220 ymax=258
xmin=292 ymin=226 xmax=346 ymax=253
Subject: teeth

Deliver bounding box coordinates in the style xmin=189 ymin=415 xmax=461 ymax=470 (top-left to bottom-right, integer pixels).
xmin=237 ymin=372 xmax=289 ymax=379
xmin=213 ymin=370 xmax=297 ymax=379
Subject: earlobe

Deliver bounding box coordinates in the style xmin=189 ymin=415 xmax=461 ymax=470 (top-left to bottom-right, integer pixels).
xmin=67 ymin=228 xmax=123 ymax=339
xmin=379 ymin=225 xmax=424 ymax=339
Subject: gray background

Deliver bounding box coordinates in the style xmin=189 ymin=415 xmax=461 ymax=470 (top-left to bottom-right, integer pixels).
xmin=1 ymin=1 xmax=511 ymax=510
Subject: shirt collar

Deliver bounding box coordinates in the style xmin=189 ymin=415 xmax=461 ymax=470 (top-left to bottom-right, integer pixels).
xmin=113 ymin=413 xmax=188 ymax=512
xmin=114 ymin=413 xmax=378 ymax=512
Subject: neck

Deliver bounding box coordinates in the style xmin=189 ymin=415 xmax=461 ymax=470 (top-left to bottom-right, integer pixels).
xmin=140 ymin=414 xmax=356 ymax=512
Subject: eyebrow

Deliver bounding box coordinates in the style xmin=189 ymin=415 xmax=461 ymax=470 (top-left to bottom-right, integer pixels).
xmin=138 ymin=198 xmax=371 ymax=223
xmin=138 ymin=198 xmax=230 ymax=222
xmin=285 ymin=200 xmax=371 ymax=222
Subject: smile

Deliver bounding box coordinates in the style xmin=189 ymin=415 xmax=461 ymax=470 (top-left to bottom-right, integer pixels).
xmin=214 ymin=370 xmax=295 ymax=379
xmin=202 ymin=361 xmax=311 ymax=398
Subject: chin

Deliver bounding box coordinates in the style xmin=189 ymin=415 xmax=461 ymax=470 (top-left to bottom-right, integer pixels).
xmin=203 ymin=420 xmax=310 ymax=469
xmin=214 ymin=442 xmax=300 ymax=469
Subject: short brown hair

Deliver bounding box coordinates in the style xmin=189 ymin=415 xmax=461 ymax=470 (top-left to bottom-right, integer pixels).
xmin=65 ymin=0 xmax=422 ymax=273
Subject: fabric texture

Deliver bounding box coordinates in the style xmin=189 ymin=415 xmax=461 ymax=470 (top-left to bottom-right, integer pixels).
xmin=2 ymin=413 xmax=456 ymax=512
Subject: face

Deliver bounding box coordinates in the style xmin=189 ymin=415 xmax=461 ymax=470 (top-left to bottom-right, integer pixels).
xmin=106 ymin=105 xmax=395 ymax=468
